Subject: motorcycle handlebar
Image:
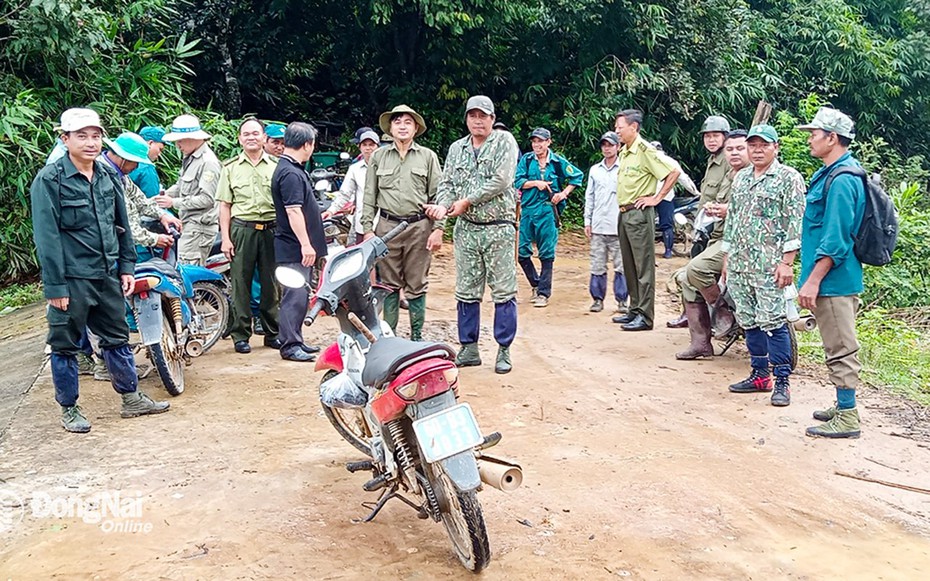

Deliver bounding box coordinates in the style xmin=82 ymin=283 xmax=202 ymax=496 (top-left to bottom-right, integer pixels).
xmin=304 ymin=300 xmax=324 ymax=326
xmin=379 ymin=221 xmax=409 ymax=244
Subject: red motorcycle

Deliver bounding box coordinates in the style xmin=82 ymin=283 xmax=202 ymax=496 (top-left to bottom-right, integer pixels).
xmin=275 ymin=221 xmax=522 ymax=573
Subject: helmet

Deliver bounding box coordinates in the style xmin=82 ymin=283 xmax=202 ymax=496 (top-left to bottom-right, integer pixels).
xmin=700 ymin=115 xmax=731 ymax=134
xmin=649 ymin=140 xmax=664 ymax=152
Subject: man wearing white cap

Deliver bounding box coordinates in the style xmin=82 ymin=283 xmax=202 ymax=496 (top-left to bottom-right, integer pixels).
xmin=323 ymin=129 xmax=380 ymax=244
xmin=155 ymin=114 xmax=222 ymax=265
xmin=32 ymin=108 xmax=171 ymax=432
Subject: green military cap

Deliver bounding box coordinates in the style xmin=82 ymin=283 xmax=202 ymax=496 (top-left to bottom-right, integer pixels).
xmin=746 ymin=124 xmax=779 ymax=143
xmin=796 ymin=107 xmax=855 ymax=140
xmin=104 ymin=132 xmax=153 ymax=165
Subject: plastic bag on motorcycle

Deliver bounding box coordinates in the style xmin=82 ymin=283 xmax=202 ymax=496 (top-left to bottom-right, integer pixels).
xmin=320 ymin=372 xmax=368 ymax=409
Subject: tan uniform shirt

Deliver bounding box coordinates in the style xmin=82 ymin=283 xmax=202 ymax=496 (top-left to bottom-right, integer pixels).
xmin=215 ymin=151 xmax=277 ymax=222
xmin=165 ymin=142 xmax=222 ymax=231
xmin=361 ymin=141 xmax=442 ymax=232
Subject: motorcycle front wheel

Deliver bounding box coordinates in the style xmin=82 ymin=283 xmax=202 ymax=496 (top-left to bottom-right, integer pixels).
xmin=191 ymin=281 xmax=229 ymax=352
xmin=148 ymin=313 xmax=185 ymax=396
xmin=319 ymin=370 xmax=371 ymax=455
xmin=429 ymin=463 xmax=491 ymax=572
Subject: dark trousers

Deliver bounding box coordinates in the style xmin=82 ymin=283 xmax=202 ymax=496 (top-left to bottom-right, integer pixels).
xmin=457 ymin=299 xmax=517 ymax=347
xmin=46 ymin=276 xmax=136 ymax=405
xmin=230 ymin=223 xmax=279 ymax=342
xmin=617 ymin=206 xmax=656 ymax=326
xmin=278 ymin=262 xmax=311 ymax=354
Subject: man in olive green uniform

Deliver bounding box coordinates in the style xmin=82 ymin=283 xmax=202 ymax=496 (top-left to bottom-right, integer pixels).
xmin=722 ymin=125 xmax=806 ymax=406
xmin=31 ymin=109 xmax=170 ymax=433
xmin=155 ymin=114 xmax=221 ymax=265
xmin=361 ymin=105 xmax=443 ymax=341
xmin=612 ymin=109 xmax=679 ymax=331
xmin=426 ymin=95 xmax=520 ymax=373
xmin=217 ymin=118 xmax=283 ymax=354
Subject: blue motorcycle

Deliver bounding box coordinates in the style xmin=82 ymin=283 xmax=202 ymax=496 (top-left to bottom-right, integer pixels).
xmin=128 ymin=229 xmax=229 ymax=396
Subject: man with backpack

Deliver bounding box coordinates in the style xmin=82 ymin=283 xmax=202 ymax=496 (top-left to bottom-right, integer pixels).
xmin=797 ymin=108 xmax=870 ymax=438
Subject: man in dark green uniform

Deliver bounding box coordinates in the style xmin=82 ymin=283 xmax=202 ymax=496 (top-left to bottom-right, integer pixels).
xmin=31 ymin=108 xmax=170 ymax=433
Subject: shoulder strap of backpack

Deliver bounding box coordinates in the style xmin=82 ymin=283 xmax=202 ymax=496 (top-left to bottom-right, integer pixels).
xmin=823 ymin=165 xmax=868 ymax=197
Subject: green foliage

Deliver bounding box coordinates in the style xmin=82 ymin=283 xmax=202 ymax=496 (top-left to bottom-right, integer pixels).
xmin=0 ymin=281 xmax=43 ymax=312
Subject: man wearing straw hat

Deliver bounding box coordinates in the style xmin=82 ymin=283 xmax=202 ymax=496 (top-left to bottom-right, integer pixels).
xmin=155 ymin=114 xmax=222 ymax=265
xmin=361 ymin=104 xmax=443 ymax=341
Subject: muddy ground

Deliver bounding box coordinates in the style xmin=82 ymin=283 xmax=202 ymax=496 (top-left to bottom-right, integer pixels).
xmin=2 ymin=234 xmax=930 ymax=580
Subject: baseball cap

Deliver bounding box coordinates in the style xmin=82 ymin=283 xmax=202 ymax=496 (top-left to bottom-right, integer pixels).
xmin=56 ymin=108 xmax=104 ymax=133
xmin=357 ymin=130 xmax=380 ymax=145
xmin=796 ymin=107 xmax=855 ymax=139
xmin=599 ymin=131 xmax=620 ymax=145
xmin=351 ymin=126 xmax=375 ymax=144
xmin=530 ymin=127 xmax=551 ymax=140
xmin=104 ymin=132 xmax=153 ymax=165
xmin=265 ymin=123 xmax=286 ymax=140
xmin=746 ymin=124 xmax=779 ymax=143
xmin=138 ymin=126 xmax=166 ymax=143
xmin=465 ymin=95 xmax=494 ymax=116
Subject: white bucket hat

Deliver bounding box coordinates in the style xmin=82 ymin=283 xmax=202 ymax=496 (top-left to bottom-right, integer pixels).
xmin=55 ymin=108 xmax=104 ymax=133
xmin=162 ymin=114 xmax=211 ymax=142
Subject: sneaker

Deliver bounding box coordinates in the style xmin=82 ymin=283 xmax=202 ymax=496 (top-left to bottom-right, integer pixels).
xmin=616 ymin=301 xmax=629 ymax=314
xmin=530 ymin=287 xmax=539 ymax=301
xmin=120 ymin=391 xmax=170 ymax=418
xmin=533 ymin=295 xmax=549 ymax=308
xmin=495 ymin=345 xmax=512 ymax=374
xmin=61 ymin=405 xmax=91 ymax=433
xmin=728 ymin=369 xmax=772 ymax=393
xmin=771 ymin=377 xmax=791 ymax=406
xmin=806 ymin=407 xmax=861 ymax=439
xmin=455 ymin=343 xmax=481 ymax=367
xmin=93 ymin=360 xmax=110 ymax=382
xmin=589 ymin=299 xmax=604 ymax=313
xmin=812 ymin=402 xmax=837 ymax=421
xmin=77 ymin=353 xmax=95 ymax=376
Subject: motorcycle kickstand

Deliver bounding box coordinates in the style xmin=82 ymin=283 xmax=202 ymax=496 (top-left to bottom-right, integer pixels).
xmin=359 ymin=485 xmax=398 ymax=523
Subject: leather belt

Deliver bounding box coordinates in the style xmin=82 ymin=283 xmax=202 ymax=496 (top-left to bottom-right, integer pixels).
xmin=461 ymin=216 xmax=515 ymax=228
xmin=232 ymin=218 xmax=276 ymax=230
xmin=618 ymin=204 xmax=638 ymax=213
xmin=379 ymin=209 xmax=428 ymax=223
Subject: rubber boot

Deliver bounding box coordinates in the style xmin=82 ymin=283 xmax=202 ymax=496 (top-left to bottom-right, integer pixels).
xmin=61 ymin=405 xmax=91 ymax=433
xmin=662 ymin=229 xmax=675 ymax=259
xmin=407 ymin=295 xmax=426 ymax=341
xmin=675 ymin=302 xmax=714 ymax=360
xmin=456 ymin=343 xmax=482 ymax=367
xmin=806 ymin=407 xmax=861 ymax=438
xmin=700 ymin=284 xmax=736 ymax=337
xmin=383 ymin=291 xmax=400 ymax=333
xmin=120 ymin=391 xmax=170 ymax=418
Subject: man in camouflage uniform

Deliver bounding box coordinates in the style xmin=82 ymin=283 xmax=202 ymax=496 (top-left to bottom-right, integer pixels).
xmin=673 ymin=128 xmax=747 ymax=359
xmin=426 ymin=95 xmax=520 ymax=373
xmin=722 ymin=124 xmax=806 ymax=406
xmin=155 ymin=114 xmax=222 ymax=265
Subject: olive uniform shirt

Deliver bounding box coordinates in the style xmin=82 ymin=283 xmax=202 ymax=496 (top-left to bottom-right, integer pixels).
xmin=164 ymin=142 xmax=222 ymax=229
xmin=215 ymin=151 xmax=278 ymax=221
xmin=361 ymin=142 xmax=443 ymax=232
xmin=616 ymin=136 xmax=674 ymax=205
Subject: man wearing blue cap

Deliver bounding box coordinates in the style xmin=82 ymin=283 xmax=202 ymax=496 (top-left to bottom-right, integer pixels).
xmin=129 ymin=126 xmax=166 ymax=198
xmin=264 ymin=123 xmax=286 ymax=157
xmin=722 ymin=124 xmax=806 ymax=406
xmin=515 ymin=127 xmax=583 ymax=308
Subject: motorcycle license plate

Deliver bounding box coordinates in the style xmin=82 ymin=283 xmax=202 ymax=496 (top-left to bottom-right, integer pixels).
xmin=412 ymin=403 xmax=483 ymax=463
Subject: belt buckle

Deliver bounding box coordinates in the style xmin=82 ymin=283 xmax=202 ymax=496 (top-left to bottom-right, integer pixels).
xmin=255 ymin=223 xmax=265 ymax=230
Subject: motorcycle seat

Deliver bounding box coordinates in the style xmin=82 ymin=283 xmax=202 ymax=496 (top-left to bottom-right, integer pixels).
xmin=135 ymin=257 xmax=181 ymax=280
xmin=361 ymin=337 xmax=455 ymax=389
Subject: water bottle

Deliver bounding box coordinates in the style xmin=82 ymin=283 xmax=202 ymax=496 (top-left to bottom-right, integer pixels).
xmin=784 ymin=284 xmax=800 ymax=322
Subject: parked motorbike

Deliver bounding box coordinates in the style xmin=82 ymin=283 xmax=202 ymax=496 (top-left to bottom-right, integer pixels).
xmin=309 ymin=151 xmax=352 ymax=212
xmin=275 ymin=221 xmax=521 ymax=573
xmin=661 ymin=194 xmax=700 ymax=257
xmin=128 ymin=228 xmax=229 ymax=395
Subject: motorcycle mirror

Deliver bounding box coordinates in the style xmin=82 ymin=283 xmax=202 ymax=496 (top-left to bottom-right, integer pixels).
xmin=339 ymin=152 xmax=351 ymax=160
xmin=275 ymin=266 xmax=307 ymax=289
xmin=674 ymin=213 xmax=688 ymax=226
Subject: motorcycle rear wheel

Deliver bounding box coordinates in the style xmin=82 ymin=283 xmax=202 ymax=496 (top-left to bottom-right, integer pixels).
xmin=149 ymin=314 xmax=185 ymax=396
xmin=319 ymin=370 xmax=371 ymax=455
xmin=429 ymin=463 xmax=490 ymax=572
xmin=191 ymin=281 xmax=229 ymax=352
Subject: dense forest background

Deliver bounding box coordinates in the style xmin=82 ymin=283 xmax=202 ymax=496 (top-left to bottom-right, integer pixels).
xmin=2 ymin=0 xmax=930 ymax=288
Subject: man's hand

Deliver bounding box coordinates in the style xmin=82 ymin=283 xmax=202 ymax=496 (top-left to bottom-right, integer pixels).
xmin=584 ymin=225 xmax=592 ymax=238
xmin=424 ymin=204 xmax=448 ymax=220
xmin=529 ymin=180 xmax=552 ymax=192
xmin=154 ymin=194 xmax=175 ymax=209
xmin=634 ymin=195 xmax=661 ymax=209
xmin=121 ymin=274 xmax=135 ymax=297
xmin=320 ymin=210 xmax=332 ymax=220
xmin=550 ymin=191 xmax=567 ymax=205
xmin=427 ymin=229 xmax=443 ymax=252
xmin=448 ymin=199 xmax=471 ymax=217
xmin=160 ymin=213 xmax=182 ymax=232
xmin=221 ymin=237 xmax=235 ymax=260
xmin=300 ymin=244 xmax=317 ymax=268
xmin=155 ymin=234 xmax=174 ymax=249
xmin=774 ymin=262 xmax=794 ymax=288
xmin=798 ymin=280 xmax=820 ymax=311
xmin=48 ymin=297 xmax=69 ymax=311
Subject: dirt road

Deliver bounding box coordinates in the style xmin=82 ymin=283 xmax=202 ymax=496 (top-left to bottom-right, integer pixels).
xmin=2 ymin=235 xmax=930 ymax=580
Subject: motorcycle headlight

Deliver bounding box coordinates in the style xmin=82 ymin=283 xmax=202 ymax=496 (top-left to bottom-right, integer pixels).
xmin=315 ymin=179 xmax=331 ymax=193
xmin=328 ymin=250 xmax=364 ymax=283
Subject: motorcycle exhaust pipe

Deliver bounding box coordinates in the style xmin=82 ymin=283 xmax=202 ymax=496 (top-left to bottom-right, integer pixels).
xmin=185 ymin=339 xmax=205 ymax=358
xmin=477 ymin=454 xmax=523 ymax=492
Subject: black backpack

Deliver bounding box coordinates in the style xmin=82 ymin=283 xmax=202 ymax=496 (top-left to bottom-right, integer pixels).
xmin=823 ymin=166 xmax=899 ymax=267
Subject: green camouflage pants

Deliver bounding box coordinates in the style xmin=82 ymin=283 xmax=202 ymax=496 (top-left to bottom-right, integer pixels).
xmin=453 ymin=220 xmax=517 ymax=303
xmin=728 ymin=270 xmax=786 ymax=332
xmin=674 ymin=240 xmax=725 ymax=302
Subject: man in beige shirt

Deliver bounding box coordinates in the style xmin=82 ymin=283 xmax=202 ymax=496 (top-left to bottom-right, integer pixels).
xmin=361 ymin=105 xmax=443 ymax=341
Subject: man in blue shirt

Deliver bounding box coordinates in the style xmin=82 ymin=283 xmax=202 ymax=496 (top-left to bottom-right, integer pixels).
xmin=797 ymin=107 xmax=866 ymax=439
xmin=515 ymin=128 xmax=583 ymax=308
xmin=129 ymin=126 xmax=166 ymax=198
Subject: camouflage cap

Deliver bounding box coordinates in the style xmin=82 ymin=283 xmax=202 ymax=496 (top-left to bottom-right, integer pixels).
xmin=797 ymin=107 xmax=855 ymax=140
xmin=746 ymin=124 xmax=779 ymax=143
